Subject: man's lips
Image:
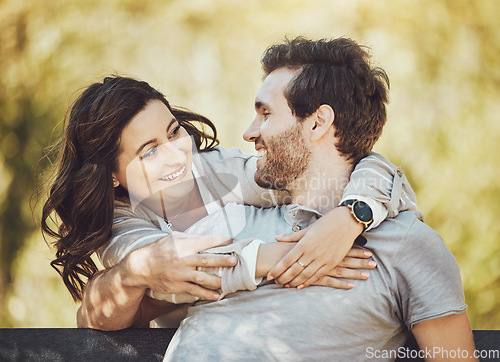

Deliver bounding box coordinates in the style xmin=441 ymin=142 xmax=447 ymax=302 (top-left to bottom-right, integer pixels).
xmin=255 ymin=141 xmax=267 ymax=159
xmin=159 ymin=165 xmax=187 ymax=181
xmin=256 ymin=148 xmax=267 ymax=159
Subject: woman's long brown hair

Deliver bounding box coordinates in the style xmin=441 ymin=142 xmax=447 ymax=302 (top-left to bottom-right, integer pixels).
xmin=41 ymin=76 xmax=219 ymax=301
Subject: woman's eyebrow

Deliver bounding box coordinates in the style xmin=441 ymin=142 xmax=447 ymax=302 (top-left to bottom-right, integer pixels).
xmin=135 ymin=118 xmax=178 ymax=155
xmin=166 ymin=117 xmax=178 ymax=131
xmin=136 ymin=139 xmax=157 ymax=155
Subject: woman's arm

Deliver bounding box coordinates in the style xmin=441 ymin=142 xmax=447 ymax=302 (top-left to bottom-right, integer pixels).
xmin=255 ymin=242 xmax=374 ymax=288
xmin=199 ymin=239 xmax=376 ymax=297
xmin=268 ymin=153 xmax=418 ymax=288
xmin=198 ymin=146 xmax=290 ymax=207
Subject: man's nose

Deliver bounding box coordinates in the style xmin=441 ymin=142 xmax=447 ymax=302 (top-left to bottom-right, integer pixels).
xmin=243 ymin=117 xmax=262 ymax=143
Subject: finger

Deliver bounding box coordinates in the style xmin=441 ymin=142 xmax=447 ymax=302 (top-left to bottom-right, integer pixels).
xmin=194 ymin=234 xmax=233 ymax=249
xmin=187 ymin=270 xmax=222 ymax=290
xmin=180 ymin=282 xmax=221 ymax=301
xmin=297 ymin=265 xmax=329 ymax=289
xmin=285 ymin=261 xmax=323 ymax=288
xmin=301 ymin=263 xmax=370 ymax=287
xmin=338 ymin=256 xmax=377 ymax=270
xmin=275 ymin=228 xmax=308 ymax=242
xmin=267 ymin=248 xmax=304 ymax=281
xmin=171 ymin=231 xmax=201 ymax=239
xmin=184 ymin=253 xmax=237 ymax=268
xmin=176 ymin=235 xmax=233 ymax=256
xmin=274 ymin=259 xmax=313 ymax=286
xmin=310 ymin=276 xmax=355 ymax=290
xmin=346 ymin=248 xmax=373 ymax=259
xmin=329 ymin=267 xmax=370 ymax=280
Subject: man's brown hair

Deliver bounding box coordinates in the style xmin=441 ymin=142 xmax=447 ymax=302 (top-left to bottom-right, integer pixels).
xmin=261 ymin=36 xmax=390 ymax=164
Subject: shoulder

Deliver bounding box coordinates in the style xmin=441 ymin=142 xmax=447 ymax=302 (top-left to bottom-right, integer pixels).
xmin=369 ymin=211 xmax=432 ymax=240
xmin=360 ymin=151 xmax=396 ymax=166
xmin=370 ymin=211 xmax=462 ymax=291
xmin=113 ymin=199 xmax=160 ymax=228
xmin=198 ymin=146 xmax=257 ymax=178
xmin=399 ymin=212 xmax=451 ymax=256
xmin=384 ymin=213 xmax=465 ymax=328
xmin=200 ymin=146 xmax=254 ymax=163
xmin=366 ymin=211 xmax=457 ymax=268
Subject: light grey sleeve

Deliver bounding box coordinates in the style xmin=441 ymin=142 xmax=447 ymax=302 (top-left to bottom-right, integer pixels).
xmin=394 ymin=219 xmax=467 ymax=329
xmin=202 ymin=238 xmax=261 ymax=296
xmin=200 ymin=147 xmax=290 ymax=207
xmin=100 ymin=205 xmax=170 ymax=268
xmin=341 ymin=152 xmax=419 ymax=227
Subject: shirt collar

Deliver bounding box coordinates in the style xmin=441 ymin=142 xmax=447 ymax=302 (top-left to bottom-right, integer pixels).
xmin=282 ymin=204 xmax=323 ymax=230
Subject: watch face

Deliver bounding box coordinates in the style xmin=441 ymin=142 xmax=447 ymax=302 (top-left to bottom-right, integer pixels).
xmin=353 ymin=201 xmax=373 ymax=222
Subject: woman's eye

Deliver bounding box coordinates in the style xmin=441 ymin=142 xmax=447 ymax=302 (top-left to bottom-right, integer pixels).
xmin=141 ymin=146 xmax=158 ymax=160
xmin=169 ymin=125 xmax=181 ymax=139
xmin=263 ymin=112 xmax=270 ymax=120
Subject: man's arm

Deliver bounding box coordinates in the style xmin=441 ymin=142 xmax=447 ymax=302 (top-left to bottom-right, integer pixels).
xmin=77 ymin=258 xmax=174 ymax=330
xmin=78 ymin=234 xmax=237 ymax=330
xmin=412 ymin=313 xmax=477 ymax=361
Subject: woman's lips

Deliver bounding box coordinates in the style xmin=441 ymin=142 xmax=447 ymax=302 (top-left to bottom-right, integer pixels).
xmin=159 ymin=165 xmax=187 ymax=182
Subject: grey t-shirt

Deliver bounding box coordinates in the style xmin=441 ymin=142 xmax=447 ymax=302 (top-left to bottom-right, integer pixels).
xmin=164 ymin=206 xmax=466 ymax=361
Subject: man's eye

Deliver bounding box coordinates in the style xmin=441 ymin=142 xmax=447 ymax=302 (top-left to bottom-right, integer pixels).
xmin=141 ymin=146 xmax=158 ymax=160
xmin=263 ymin=112 xmax=270 ymax=119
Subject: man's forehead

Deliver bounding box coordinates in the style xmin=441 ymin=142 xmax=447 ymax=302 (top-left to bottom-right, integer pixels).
xmin=255 ymin=67 xmax=297 ymax=107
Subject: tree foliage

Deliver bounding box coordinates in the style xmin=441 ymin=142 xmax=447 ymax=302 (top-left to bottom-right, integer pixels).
xmin=0 ymin=0 xmax=498 ymax=328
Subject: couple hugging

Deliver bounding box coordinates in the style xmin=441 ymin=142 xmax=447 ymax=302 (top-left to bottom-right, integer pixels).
xmin=42 ymin=36 xmax=476 ymax=360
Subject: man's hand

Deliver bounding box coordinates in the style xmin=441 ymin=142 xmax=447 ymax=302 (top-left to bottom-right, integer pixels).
xmin=267 ymin=206 xmax=365 ymax=288
xmin=128 ymin=232 xmax=237 ymax=301
xmin=78 ymin=232 xmax=237 ymax=330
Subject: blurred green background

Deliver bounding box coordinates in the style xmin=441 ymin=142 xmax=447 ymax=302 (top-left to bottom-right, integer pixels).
xmin=1 ymin=0 xmax=499 ymax=328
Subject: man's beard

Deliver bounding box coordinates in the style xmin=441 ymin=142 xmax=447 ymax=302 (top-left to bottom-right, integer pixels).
xmin=254 ymin=123 xmax=311 ymax=191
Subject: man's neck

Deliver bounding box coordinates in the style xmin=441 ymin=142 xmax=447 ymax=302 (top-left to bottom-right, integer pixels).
xmin=289 ymin=156 xmax=353 ymax=215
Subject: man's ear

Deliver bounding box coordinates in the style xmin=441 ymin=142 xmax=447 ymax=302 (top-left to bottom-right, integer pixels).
xmin=310 ymin=104 xmax=335 ymax=142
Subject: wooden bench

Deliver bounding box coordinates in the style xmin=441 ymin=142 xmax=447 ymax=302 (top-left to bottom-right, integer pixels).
xmin=0 ymin=329 xmax=499 ymax=361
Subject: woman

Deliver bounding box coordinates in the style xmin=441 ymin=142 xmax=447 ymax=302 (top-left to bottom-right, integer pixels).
xmin=41 ymin=76 xmax=415 ymax=329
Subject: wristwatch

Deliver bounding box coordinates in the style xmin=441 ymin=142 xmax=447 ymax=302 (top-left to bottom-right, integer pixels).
xmin=339 ymin=199 xmax=374 ymax=230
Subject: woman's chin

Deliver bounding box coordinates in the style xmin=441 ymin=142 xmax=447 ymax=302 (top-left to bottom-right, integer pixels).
xmin=158 ymin=176 xmax=195 ymax=200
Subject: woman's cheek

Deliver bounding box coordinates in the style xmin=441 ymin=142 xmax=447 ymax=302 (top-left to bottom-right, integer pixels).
xmin=124 ymin=161 xmax=156 ymax=201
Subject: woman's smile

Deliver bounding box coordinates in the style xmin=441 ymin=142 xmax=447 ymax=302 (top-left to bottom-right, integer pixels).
xmin=159 ymin=165 xmax=187 ymax=182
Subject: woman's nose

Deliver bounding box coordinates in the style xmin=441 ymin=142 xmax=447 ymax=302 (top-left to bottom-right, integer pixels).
xmin=159 ymin=140 xmax=187 ymax=165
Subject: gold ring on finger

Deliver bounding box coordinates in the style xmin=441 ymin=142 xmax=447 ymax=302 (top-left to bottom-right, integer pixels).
xmin=297 ymin=260 xmax=307 ymax=268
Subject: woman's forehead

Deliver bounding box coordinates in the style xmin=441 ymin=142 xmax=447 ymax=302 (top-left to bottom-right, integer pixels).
xmin=121 ymin=100 xmax=175 ymax=149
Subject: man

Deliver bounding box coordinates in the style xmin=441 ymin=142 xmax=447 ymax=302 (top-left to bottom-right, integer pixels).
xmin=162 ymin=37 xmax=476 ymax=360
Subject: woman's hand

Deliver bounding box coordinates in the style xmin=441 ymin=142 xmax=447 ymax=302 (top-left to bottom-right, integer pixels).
xmin=267 ymin=206 xmax=370 ymax=288
xmin=126 ymin=231 xmax=237 ymax=301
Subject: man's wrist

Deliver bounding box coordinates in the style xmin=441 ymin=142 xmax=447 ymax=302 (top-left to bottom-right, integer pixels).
xmin=119 ymin=248 xmax=149 ymax=291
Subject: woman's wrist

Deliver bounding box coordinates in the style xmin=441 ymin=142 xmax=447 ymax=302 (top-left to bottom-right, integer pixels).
xmin=336 ymin=206 xmax=365 ymax=237
xmin=256 ymin=242 xmax=296 ymax=278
